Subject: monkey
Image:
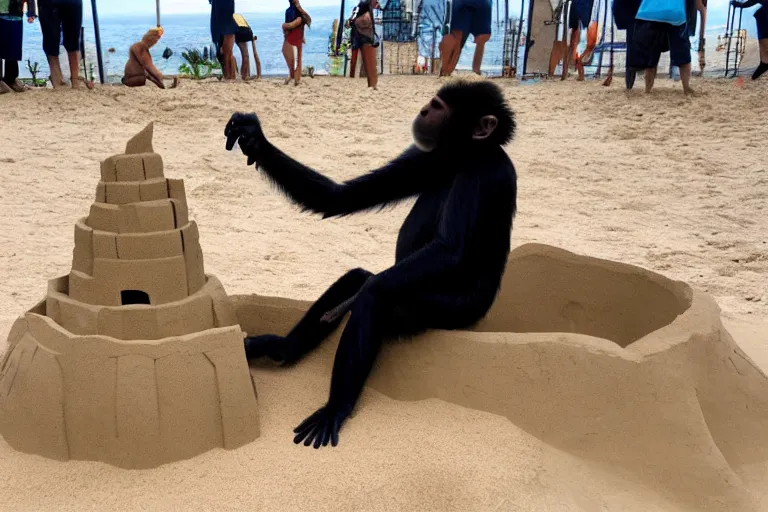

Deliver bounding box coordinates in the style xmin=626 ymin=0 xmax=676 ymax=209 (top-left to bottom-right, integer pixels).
xmin=224 ymin=79 xmax=517 ymax=449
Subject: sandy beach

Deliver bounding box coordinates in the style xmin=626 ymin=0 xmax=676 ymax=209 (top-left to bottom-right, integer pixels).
xmin=0 ymin=75 xmax=766 ymax=511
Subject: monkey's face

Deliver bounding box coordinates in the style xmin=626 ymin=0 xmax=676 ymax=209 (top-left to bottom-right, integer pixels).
xmin=412 ymin=95 xmax=452 ymax=152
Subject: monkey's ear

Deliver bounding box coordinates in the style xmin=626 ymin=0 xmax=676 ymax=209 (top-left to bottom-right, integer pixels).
xmin=472 ymin=115 xmax=498 ymax=140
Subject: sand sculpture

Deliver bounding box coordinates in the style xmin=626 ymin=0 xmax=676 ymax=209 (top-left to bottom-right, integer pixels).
xmin=234 ymin=244 xmax=768 ymax=511
xmin=0 ymin=123 xmax=259 ymax=469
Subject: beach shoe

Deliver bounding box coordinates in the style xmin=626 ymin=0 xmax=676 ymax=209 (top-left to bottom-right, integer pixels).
xmin=0 ymin=81 xmax=12 ymax=94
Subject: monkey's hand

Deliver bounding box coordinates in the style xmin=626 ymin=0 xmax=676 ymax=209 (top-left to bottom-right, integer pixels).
xmin=293 ymin=403 xmax=349 ymax=448
xmin=225 ymin=112 xmax=268 ymax=166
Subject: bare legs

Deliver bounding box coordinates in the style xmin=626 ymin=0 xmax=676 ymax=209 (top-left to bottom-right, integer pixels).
xmin=350 ymin=48 xmax=359 ymax=77
xmin=472 ymin=33 xmax=490 ymax=74
xmin=679 ymin=63 xmax=693 ymax=94
xmin=236 ymin=42 xmax=250 ymax=80
xmin=220 ymin=34 xmax=236 ymax=80
xmin=295 ymin=44 xmax=303 ymax=86
xmin=282 ymin=40 xmax=295 ymax=84
xmin=46 ymin=55 xmax=66 ymax=88
xmin=440 ymin=30 xmax=489 ymax=76
xmin=361 ymin=44 xmax=377 ymax=89
xmin=643 ymin=64 xmax=693 ymax=94
xmin=440 ymin=30 xmax=463 ymax=76
xmin=643 ymin=67 xmax=657 ymax=93
xmin=66 ymin=50 xmax=93 ymax=89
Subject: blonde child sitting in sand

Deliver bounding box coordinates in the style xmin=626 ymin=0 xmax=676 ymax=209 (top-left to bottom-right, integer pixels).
xmin=122 ymin=28 xmax=179 ymax=89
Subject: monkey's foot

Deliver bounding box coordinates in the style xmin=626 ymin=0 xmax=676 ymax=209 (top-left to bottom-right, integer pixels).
xmin=293 ymin=404 xmax=348 ymax=448
xmin=243 ymin=334 xmax=288 ymax=362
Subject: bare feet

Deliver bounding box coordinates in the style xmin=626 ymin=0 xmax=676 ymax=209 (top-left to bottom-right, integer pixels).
xmin=71 ymin=78 xmax=95 ymax=90
xmin=0 ymin=82 xmax=11 ymax=94
xmin=284 ymin=77 xmax=293 ymax=85
xmin=10 ymin=80 xmax=28 ymax=92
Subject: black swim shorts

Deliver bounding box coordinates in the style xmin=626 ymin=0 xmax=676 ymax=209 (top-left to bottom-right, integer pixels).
xmin=235 ymin=25 xmax=253 ymax=44
xmin=629 ymin=19 xmax=691 ymax=69
xmin=40 ymin=1 xmax=83 ymax=56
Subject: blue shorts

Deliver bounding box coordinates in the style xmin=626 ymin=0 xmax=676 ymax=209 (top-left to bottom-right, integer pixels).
xmin=569 ymin=0 xmax=594 ymax=30
xmin=756 ymin=7 xmax=768 ymax=40
xmin=451 ymin=0 xmax=492 ymax=37
xmin=629 ymin=19 xmax=691 ymax=69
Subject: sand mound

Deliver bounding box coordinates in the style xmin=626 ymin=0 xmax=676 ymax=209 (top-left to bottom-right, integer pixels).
xmin=235 ymin=243 xmax=768 ymax=511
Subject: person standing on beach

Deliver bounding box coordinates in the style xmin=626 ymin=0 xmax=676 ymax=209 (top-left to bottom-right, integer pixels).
xmin=233 ymin=13 xmax=261 ymax=80
xmin=282 ymin=0 xmax=311 ymax=86
xmin=731 ymin=0 xmax=768 ymax=79
xmin=438 ymin=0 xmax=492 ymax=76
xmin=345 ymin=4 xmax=364 ymax=78
xmin=209 ymin=0 xmax=237 ymax=81
xmin=37 ymin=0 xmax=93 ymax=89
xmin=628 ymin=0 xmax=706 ymax=94
xmin=350 ymin=0 xmax=379 ymax=88
xmin=0 ymin=0 xmax=36 ymax=94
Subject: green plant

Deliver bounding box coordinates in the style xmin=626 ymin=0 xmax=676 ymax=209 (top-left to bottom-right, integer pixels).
xmin=178 ymin=47 xmax=220 ymax=80
xmin=26 ymin=59 xmax=40 ymax=85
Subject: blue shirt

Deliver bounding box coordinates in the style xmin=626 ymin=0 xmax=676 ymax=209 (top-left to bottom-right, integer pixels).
xmin=636 ymin=0 xmax=686 ymax=25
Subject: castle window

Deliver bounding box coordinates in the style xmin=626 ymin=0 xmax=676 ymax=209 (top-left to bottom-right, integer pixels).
xmin=121 ymin=290 xmax=150 ymax=305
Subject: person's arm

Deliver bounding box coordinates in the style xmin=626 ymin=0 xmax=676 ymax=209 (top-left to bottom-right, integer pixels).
xmin=282 ymin=18 xmax=302 ymax=31
xmin=141 ymin=47 xmax=164 ymax=82
xmin=696 ymin=0 xmax=706 ymax=44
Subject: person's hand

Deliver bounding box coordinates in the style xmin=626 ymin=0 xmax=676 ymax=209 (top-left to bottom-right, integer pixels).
xmin=225 ymin=112 xmax=268 ymax=166
xmin=27 ymin=17 xmax=34 ymax=23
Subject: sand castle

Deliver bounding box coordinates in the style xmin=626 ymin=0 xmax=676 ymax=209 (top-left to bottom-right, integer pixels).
xmin=0 ymin=124 xmax=259 ymax=469
xmin=235 ymin=244 xmax=768 ymax=510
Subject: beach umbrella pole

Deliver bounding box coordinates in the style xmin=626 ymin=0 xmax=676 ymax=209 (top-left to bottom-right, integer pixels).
xmin=156 ymin=0 xmax=161 ymax=26
xmin=90 ymin=0 xmax=105 ymax=84
xmin=336 ymin=0 xmax=346 ymax=53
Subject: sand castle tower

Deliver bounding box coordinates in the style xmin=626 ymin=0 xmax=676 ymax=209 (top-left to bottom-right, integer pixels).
xmin=0 ymin=124 xmax=259 ymax=469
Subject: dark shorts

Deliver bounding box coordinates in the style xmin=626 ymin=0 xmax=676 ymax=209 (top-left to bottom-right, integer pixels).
xmin=451 ymin=0 xmax=492 ymax=37
xmin=756 ymin=7 xmax=768 ymax=40
xmin=351 ymin=29 xmax=362 ymax=50
xmin=0 ymin=17 xmax=23 ymax=61
xmin=629 ymin=19 xmax=691 ymax=69
xmin=39 ymin=1 xmax=83 ymax=56
xmin=235 ymin=25 xmax=253 ymax=44
xmin=569 ymin=0 xmax=594 ymax=30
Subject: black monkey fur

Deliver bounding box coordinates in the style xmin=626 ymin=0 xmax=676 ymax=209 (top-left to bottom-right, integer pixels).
xmin=224 ymin=80 xmax=517 ymax=449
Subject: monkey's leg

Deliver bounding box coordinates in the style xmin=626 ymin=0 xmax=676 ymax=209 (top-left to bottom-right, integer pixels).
xmin=294 ymin=286 xmax=480 ymax=448
xmin=293 ymin=287 xmax=387 ymax=447
xmin=244 ymin=268 xmax=373 ymax=363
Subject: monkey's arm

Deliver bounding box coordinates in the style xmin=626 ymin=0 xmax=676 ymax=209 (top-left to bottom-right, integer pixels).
xmin=225 ymin=112 xmax=431 ymax=217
